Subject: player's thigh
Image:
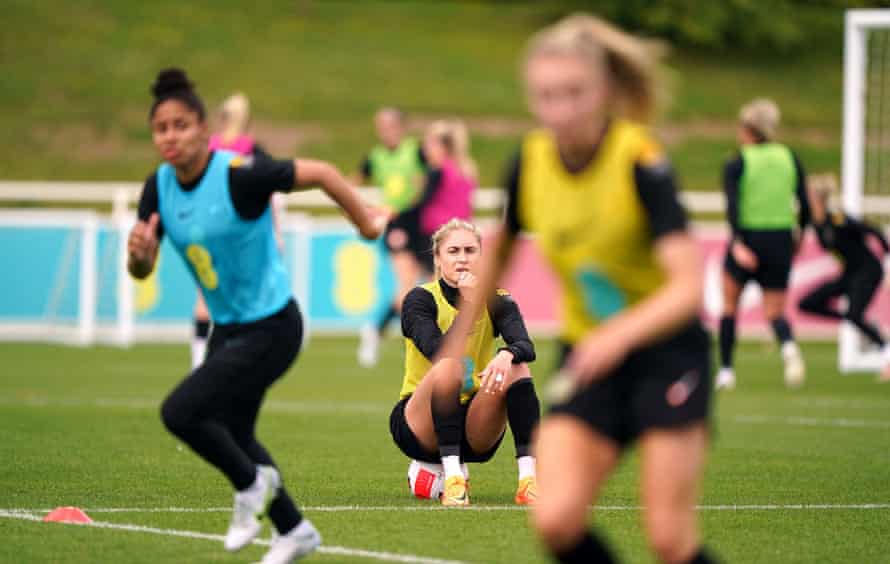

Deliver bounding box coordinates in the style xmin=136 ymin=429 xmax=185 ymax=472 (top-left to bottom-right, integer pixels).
xmin=800 ymin=277 xmax=844 ymax=308
xmin=762 ymin=289 xmax=788 ymax=319
xmin=847 ymin=268 xmax=882 ymax=319
xmin=391 ymin=251 xmax=421 ymax=287
xmin=533 ymin=416 xmax=619 ymax=532
xmin=638 ymin=424 xmax=707 ymax=557
xmin=404 ymin=358 xmax=464 ymax=453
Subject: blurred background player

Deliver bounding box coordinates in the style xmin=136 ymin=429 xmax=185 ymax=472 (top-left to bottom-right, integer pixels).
xmin=440 ymin=14 xmax=717 ymax=563
xmin=190 ymin=91 xmax=286 ymax=369
xmin=390 ymin=219 xmax=540 ymax=506
xmin=128 ymin=68 xmax=383 ymax=564
xmin=417 ymin=119 xmax=477 ymax=240
xmin=717 ymin=98 xmax=811 ymax=390
xmin=800 ymin=174 xmax=890 ymax=381
xmin=356 ymin=107 xmax=429 ymax=367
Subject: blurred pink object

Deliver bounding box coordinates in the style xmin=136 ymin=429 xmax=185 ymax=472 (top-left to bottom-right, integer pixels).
xmin=420 ymin=159 xmax=475 ymax=235
xmin=209 ymin=134 xmax=254 ymax=156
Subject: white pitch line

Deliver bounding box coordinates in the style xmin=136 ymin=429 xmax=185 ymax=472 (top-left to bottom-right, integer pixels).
xmin=790 ymin=397 xmax=890 ymax=410
xmin=0 ymin=510 xmax=465 ymax=564
xmin=7 ymin=503 xmax=890 ymax=514
xmin=733 ymin=414 xmax=890 ymax=429
xmin=0 ymin=396 xmax=388 ymax=414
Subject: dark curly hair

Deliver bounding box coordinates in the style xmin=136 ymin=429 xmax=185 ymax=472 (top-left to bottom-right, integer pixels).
xmin=149 ymin=68 xmax=206 ymax=121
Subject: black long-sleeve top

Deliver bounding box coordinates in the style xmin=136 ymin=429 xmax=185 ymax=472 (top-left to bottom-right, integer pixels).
xmin=816 ymin=212 xmax=889 ymax=273
xmin=401 ymin=278 xmax=536 ymax=364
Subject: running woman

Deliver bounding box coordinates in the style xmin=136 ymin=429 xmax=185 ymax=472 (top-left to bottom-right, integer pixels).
xmin=390 ymin=219 xmax=540 ymax=506
xmin=128 ymin=69 xmax=384 ymax=564
xmin=717 ymin=98 xmax=811 ymax=390
xmin=356 ymin=107 xmax=429 ymax=367
xmin=440 ymin=14 xmax=717 ymax=563
xmin=799 ymin=174 xmax=890 ymax=380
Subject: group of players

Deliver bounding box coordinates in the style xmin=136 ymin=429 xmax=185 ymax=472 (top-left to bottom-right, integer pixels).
xmin=125 ymin=11 xmax=890 ymax=564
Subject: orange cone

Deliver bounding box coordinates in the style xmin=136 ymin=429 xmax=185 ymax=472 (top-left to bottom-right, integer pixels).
xmin=43 ymin=507 xmax=92 ymax=524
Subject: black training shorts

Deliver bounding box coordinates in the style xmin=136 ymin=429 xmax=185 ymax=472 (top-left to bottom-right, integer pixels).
xmin=551 ymin=322 xmax=712 ymax=448
xmin=724 ymin=229 xmax=794 ymax=290
xmin=389 ymin=394 xmax=505 ymax=464
xmin=384 ymin=211 xmax=434 ymax=274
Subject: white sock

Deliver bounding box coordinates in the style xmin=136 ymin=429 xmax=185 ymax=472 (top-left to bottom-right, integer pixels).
xmin=781 ymin=341 xmax=800 ymax=361
xmin=191 ymin=337 xmax=207 ymax=369
xmin=282 ymin=518 xmax=315 ymax=538
xmin=517 ymin=456 xmax=536 ymax=480
xmin=442 ymin=455 xmax=462 ymax=479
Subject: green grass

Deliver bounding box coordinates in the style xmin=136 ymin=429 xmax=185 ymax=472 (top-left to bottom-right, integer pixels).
xmin=1 ymin=338 xmax=889 ymax=563
xmin=1 ymin=1 xmax=847 ymax=188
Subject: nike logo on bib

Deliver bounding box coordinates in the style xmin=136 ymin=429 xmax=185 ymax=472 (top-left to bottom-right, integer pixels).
xmin=666 ymin=369 xmax=700 ymax=407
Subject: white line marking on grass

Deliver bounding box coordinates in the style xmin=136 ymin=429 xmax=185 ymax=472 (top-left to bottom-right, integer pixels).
xmin=0 ymin=396 xmax=388 ymax=414
xmin=8 ymin=503 xmax=890 ymax=514
xmin=733 ymin=414 xmax=890 ymax=429
xmin=790 ymin=397 xmax=890 ymax=410
xmin=0 ymin=510 xmax=465 ymax=564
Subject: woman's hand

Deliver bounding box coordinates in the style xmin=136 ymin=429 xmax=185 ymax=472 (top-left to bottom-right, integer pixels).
xmin=127 ymin=213 xmax=160 ymax=278
xmin=360 ymin=206 xmax=389 ymax=240
xmin=456 ymin=271 xmax=479 ymax=304
xmin=565 ymin=323 xmax=633 ymax=386
xmin=479 ymin=350 xmax=515 ymax=393
xmin=731 ymin=241 xmax=758 ymax=270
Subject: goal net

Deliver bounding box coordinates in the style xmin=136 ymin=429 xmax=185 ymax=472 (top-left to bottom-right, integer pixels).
xmin=840 ymin=9 xmax=890 ymax=371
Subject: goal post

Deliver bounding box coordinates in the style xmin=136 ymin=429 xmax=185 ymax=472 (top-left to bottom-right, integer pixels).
xmin=839 ymin=9 xmax=890 ymax=372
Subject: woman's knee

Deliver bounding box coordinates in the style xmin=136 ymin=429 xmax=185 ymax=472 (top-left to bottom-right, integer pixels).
xmin=160 ymin=393 xmax=190 ymax=437
xmin=645 ymin=506 xmax=698 ymax=564
xmin=532 ymin=501 xmax=588 ymax=552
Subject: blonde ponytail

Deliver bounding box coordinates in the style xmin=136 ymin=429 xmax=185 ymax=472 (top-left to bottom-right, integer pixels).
xmin=219 ymin=92 xmax=251 ymax=140
xmin=428 ymin=119 xmax=478 ymax=182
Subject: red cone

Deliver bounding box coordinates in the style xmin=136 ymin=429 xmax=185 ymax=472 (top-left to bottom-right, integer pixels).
xmin=43 ymin=507 xmax=92 ymax=524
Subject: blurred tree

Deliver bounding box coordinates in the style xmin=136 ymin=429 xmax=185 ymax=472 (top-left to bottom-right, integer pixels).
xmin=522 ymin=0 xmax=890 ymax=52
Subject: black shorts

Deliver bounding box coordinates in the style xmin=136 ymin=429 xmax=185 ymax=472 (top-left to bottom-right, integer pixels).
xmin=163 ymin=299 xmax=303 ymax=433
xmin=724 ymin=229 xmax=794 ymax=290
xmin=389 ymin=394 xmax=505 ymax=464
xmin=552 ymin=322 xmax=712 ymax=448
xmin=384 ymin=212 xmax=434 ymax=273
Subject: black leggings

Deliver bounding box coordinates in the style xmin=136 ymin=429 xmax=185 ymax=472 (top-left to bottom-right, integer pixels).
xmin=160 ymin=300 xmax=304 ymax=532
xmin=799 ymin=267 xmax=884 ymax=346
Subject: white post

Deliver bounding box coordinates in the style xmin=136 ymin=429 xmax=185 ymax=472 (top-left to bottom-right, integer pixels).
xmin=839 ymin=10 xmax=890 ymax=373
xmin=842 ymin=11 xmax=867 ymax=218
xmin=77 ymin=212 xmax=98 ymax=346
xmin=116 ymin=214 xmax=135 ymax=347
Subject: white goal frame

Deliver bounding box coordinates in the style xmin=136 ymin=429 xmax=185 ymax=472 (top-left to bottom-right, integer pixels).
xmin=840 ymin=9 xmax=890 ymax=372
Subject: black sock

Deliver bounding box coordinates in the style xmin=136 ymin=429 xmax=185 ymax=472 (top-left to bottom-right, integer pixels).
xmin=686 ymin=546 xmax=718 ymax=564
xmin=718 ymin=315 xmax=736 ymax=369
xmin=770 ymin=316 xmax=793 ymax=344
xmin=506 ymin=379 xmax=540 ymax=458
xmin=554 ymin=530 xmax=615 ymax=564
xmin=376 ymin=305 xmax=399 ymax=336
xmin=194 ymin=319 xmax=210 ymax=339
xmin=432 ymin=388 xmax=463 ymax=458
xmin=269 ymin=485 xmax=304 ymax=534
